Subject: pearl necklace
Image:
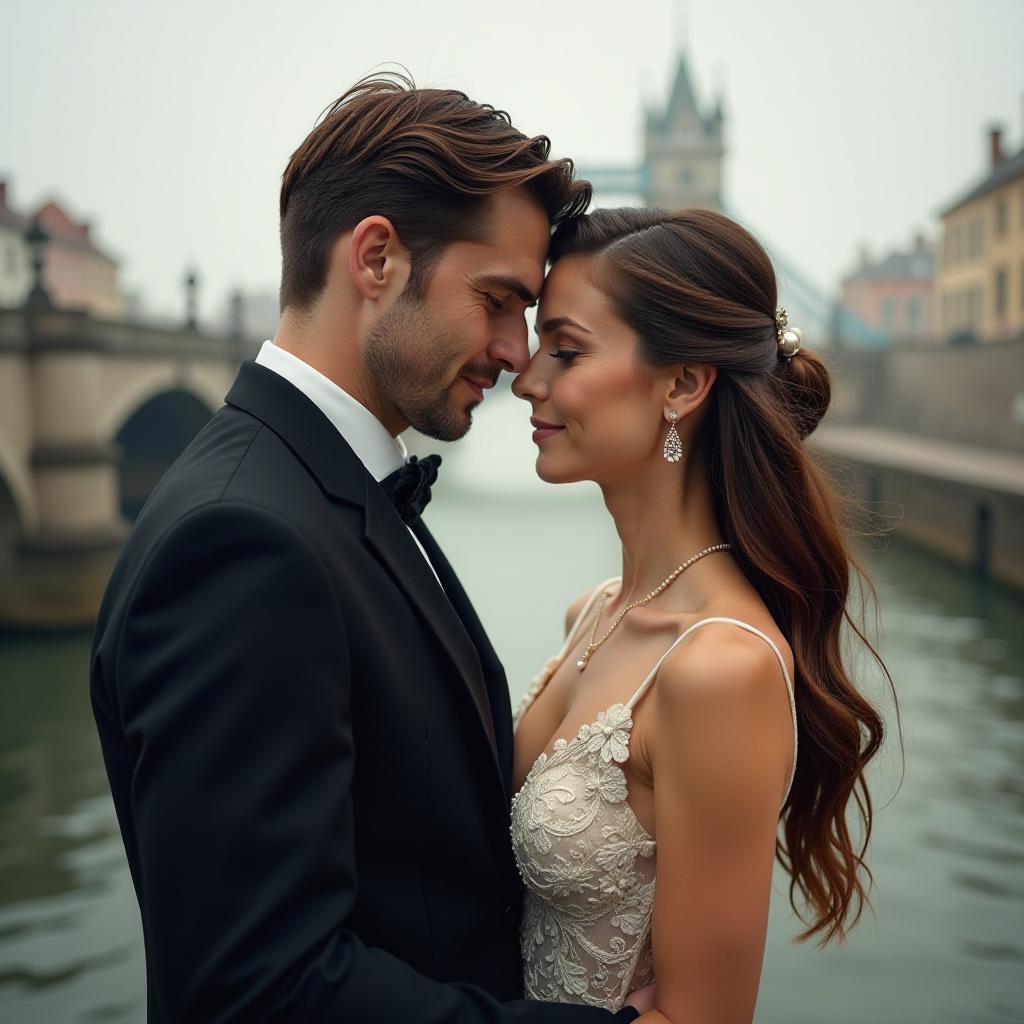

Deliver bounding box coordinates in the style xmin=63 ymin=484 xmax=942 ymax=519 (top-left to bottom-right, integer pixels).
xmin=576 ymin=543 xmax=733 ymax=671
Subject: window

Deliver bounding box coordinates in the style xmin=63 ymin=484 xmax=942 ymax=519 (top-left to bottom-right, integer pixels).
xmin=882 ymin=296 xmax=897 ymax=333
xmin=995 ymin=198 xmax=1008 ymax=239
xmin=967 ymin=287 xmax=982 ymax=328
xmin=907 ymin=296 xmax=923 ymax=334
xmin=968 ymin=218 xmax=984 ymax=260
xmin=994 ymin=267 xmax=1007 ymax=318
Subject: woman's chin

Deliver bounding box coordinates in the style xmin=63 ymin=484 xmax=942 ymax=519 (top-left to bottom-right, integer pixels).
xmin=534 ymin=453 xmax=587 ymax=485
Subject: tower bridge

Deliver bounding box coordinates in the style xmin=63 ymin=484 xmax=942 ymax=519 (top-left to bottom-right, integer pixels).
xmin=578 ymin=52 xmax=887 ymax=349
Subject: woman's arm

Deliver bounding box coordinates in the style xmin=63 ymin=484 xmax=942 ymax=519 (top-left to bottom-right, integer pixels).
xmin=639 ymin=626 xmax=795 ymax=1024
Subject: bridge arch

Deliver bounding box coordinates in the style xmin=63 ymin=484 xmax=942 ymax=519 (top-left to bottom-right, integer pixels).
xmin=99 ymin=364 xmax=227 ymax=447
xmin=0 ymin=433 xmax=36 ymax=539
xmin=0 ymin=467 xmax=24 ymax=575
xmin=113 ymin=388 xmax=216 ymax=520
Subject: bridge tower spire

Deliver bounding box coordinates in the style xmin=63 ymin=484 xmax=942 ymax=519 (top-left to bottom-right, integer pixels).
xmin=643 ymin=40 xmax=724 ymax=211
xmin=673 ymin=0 xmax=689 ymax=55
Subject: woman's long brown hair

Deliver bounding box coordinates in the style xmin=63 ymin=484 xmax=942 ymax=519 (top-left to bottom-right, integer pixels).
xmin=550 ymin=207 xmax=896 ymax=944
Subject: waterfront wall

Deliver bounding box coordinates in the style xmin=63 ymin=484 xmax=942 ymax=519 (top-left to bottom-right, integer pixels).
xmin=826 ymin=336 xmax=1024 ymax=453
xmin=819 ymin=335 xmax=1024 ymax=590
xmin=831 ymin=455 xmax=1024 ymax=591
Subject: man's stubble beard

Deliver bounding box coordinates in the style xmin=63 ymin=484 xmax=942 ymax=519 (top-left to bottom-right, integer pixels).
xmin=363 ymin=293 xmax=479 ymax=443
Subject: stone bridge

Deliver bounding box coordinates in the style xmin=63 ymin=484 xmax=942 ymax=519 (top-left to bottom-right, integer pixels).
xmin=0 ymin=305 xmax=255 ymax=627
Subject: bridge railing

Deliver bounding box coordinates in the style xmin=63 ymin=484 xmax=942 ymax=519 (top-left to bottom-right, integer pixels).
xmin=0 ymin=303 xmax=258 ymax=360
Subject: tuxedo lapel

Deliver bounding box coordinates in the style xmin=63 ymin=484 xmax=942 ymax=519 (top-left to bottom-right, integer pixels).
xmin=227 ymin=361 xmax=502 ymax=778
xmin=225 ymin=361 xmax=366 ymax=506
xmin=413 ymin=520 xmax=514 ymax=797
xmin=363 ymin=483 xmax=500 ymax=770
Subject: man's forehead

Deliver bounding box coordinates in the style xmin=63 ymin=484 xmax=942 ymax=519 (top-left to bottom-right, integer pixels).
xmin=482 ymin=190 xmax=551 ymax=275
xmin=467 ymin=251 xmax=545 ymax=302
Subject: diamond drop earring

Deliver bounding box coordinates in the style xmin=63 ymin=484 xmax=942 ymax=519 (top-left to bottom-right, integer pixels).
xmin=663 ymin=410 xmax=684 ymax=463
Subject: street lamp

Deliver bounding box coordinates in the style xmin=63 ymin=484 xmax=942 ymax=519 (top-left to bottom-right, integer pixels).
xmin=229 ymin=288 xmax=245 ymax=341
xmin=24 ymin=216 xmax=52 ymax=308
xmin=184 ymin=266 xmax=198 ymax=329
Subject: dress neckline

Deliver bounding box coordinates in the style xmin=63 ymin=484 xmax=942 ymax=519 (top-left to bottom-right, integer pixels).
xmin=514 ymin=577 xmax=799 ymax=815
xmin=513 ymin=698 xmax=655 ymax=843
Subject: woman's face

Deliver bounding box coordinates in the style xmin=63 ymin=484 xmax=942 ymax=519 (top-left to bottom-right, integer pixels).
xmin=512 ymin=257 xmax=669 ymax=485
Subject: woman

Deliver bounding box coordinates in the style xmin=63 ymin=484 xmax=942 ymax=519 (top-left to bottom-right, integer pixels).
xmin=509 ymin=208 xmax=891 ymax=1023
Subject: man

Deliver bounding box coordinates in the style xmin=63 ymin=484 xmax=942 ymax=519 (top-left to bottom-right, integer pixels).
xmin=91 ymin=75 xmax=648 ymax=1022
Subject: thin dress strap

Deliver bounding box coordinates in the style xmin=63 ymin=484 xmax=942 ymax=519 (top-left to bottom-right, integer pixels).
xmin=514 ymin=578 xmax=620 ymax=728
xmin=625 ymin=617 xmax=799 ymax=810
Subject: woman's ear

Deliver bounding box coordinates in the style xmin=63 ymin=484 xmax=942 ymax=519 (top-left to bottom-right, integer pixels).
xmin=664 ymin=363 xmax=717 ymax=420
xmin=346 ymin=216 xmax=411 ymax=301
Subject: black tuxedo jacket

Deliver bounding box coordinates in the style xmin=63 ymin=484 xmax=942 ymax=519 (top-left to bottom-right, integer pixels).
xmin=91 ymin=361 xmax=617 ymax=1023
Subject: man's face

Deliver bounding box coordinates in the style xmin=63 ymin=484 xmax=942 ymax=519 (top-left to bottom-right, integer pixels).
xmin=364 ymin=189 xmax=550 ymax=441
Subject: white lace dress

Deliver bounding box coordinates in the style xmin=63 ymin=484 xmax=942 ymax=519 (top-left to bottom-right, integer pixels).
xmin=510 ymin=579 xmax=798 ymax=1012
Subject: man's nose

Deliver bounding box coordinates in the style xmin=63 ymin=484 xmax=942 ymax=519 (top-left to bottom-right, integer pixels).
xmin=488 ymin=321 xmax=530 ymax=374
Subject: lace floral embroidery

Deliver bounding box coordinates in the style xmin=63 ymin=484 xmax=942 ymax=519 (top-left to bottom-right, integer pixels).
xmin=511 ymin=702 xmax=656 ymax=1011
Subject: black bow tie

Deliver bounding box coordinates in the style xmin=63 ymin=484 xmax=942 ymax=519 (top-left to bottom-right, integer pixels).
xmin=380 ymin=455 xmax=442 ymax=525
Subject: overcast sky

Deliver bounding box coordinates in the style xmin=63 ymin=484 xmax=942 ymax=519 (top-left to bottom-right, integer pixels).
xmin=3 ymin=0 xmax=1022 ymax=324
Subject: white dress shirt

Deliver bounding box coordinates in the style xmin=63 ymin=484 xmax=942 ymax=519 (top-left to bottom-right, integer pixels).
xmin=254 ymin=340 xmax=440 ymax=583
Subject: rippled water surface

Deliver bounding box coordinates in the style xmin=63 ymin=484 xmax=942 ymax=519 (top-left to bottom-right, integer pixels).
xmin=1 ymin=451 xmax=1022 ymax=1022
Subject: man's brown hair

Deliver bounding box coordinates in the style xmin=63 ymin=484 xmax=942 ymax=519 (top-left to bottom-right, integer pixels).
xmin=279 ymin=72 xmax=592 ymax=311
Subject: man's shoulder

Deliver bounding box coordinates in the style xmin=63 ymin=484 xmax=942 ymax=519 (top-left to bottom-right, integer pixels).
xmin=103 ymin=406 xmax=354 ymax=608
xmin=149 ymin=403 xmax=344 ymax=524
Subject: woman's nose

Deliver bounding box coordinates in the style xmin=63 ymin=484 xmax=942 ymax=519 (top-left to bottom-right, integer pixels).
xmin=512 ymin=350 xmax=548 ymax=402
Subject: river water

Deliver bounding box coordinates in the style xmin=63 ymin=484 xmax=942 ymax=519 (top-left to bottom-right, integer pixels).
xmin=1 ymin=391 xmax=1022 ymax=1023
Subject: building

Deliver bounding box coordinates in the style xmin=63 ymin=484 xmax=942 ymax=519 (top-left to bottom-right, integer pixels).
xmin=0 ymin=182 xmax=31 ymax=308
xmin=35 ymin=199 xmax=124 ymax=319
xmin=644 ymin=54 xmax=724 ymax=211
xmin=0 ymin=181 xmax=124 ymax=319
xmin=839 ymin=234 xmax=934 ymax=343
xmin=937 ymin=120 xmax=1024 ymax=343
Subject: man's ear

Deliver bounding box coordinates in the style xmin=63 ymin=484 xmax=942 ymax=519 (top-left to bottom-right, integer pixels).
xmin=347 ymin=216 xmax=411 ymax=300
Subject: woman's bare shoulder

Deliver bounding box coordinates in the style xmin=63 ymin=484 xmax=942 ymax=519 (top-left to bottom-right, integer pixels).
xmin=656 ymin=621 xmax=787 ymax=710
xmin=648 ymin=623 xmax=795 ymax=815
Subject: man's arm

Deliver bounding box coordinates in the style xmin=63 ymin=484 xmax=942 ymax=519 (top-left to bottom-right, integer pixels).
xmin=107 ymin=500 xmax=623 ymax=1023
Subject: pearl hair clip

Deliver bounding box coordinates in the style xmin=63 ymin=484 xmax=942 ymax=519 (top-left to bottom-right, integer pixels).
xmin=775 ymin=307 xmax=802 ymax=359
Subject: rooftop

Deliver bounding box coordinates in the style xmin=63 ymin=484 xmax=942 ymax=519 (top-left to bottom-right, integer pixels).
xmin=36 ymin=200 xmax=117 ymax=264
xmin=0 ymin=181 xmax=117 ymax=263
xmin=941 ymin=139 xmax=1024 ymax=217
xmin=843 ymin=238 xmax=934 ymax=286
xmin=0 ymin=182 xmax=28 ymax=233
xmin=646 ymin=52 xmax=722 ymax=138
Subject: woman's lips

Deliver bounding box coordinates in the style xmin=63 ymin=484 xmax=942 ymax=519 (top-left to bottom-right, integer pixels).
xmin=530 ymin=418 xmax=565 ymax=445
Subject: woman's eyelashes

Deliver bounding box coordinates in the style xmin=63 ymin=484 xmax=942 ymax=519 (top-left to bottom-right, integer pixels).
xmin=549 ymin=348 xmax=580 ymax=363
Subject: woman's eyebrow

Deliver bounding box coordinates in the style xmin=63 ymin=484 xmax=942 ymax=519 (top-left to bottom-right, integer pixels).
xmin=537 ymin=316 xmax=593 ymax=334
